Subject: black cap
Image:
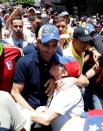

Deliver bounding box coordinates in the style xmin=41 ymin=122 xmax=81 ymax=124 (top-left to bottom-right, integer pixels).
xmin=73 ymin=27 xmax=93 ymax=42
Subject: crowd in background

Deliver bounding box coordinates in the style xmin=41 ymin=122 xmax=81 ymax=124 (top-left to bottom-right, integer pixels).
xmin=0 ymin=2 xmax=103 ymax=131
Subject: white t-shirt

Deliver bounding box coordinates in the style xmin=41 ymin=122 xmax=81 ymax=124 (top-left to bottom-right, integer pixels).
xmin=24 ymin=29 xmax=37 ymax=44
xmin=0 ymin=91 xmax=27 ymax=131
xmin=3 ymin=36 xmax=28 ymax=48
xmin=48 ymin=84 xmax=84 ymax=131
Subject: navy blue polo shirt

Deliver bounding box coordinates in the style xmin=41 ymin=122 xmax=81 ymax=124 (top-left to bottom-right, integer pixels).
xmin=14 ymin=47 xmax=53 ymax=109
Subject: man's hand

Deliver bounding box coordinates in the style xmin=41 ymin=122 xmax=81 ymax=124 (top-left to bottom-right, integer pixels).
xmin=55 ymin=75 xmax=89 ymax=90
xmin=55 ymin=77 xmax=75 ymax=91
xmin=36 ymin=106 xmax=48 ymax=112
xmin=44 ymin=78 xmax=56 ymax=96
xmin=92 ymin=49 xmax=101 ymax=66
xmin=87 ymin=44 xmax=101 ymax=66
xmin=59 ymin=34 xmax=70 ymax=47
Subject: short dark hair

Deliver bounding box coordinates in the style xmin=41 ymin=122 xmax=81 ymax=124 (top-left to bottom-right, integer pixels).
xmin=28 ymin=14 xmax=41 ymax=22
xmin=53 ymin=16 xmax=67 ymax=25
xmin=11 ymin=15 xmax=22 ymax=25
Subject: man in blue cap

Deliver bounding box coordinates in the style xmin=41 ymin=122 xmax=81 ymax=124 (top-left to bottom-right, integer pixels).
xmin=11 ymin=24 xmax=60 ymax=130
xmin=0 ymin=54 xmax=83 ymax=131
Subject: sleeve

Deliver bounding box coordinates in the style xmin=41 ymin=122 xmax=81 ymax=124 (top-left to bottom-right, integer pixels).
xmin=8 ymin=94 xmax=27 ymax=131
xmin=13 ymin=57 xmax=28 ymax=84
xmin=10 ymin=101 xmax=26 ymax=131
xmin=23 ymin=44 xmax=35 ymax=55
xmin=0 ymin=91 xmax=26 ymax=131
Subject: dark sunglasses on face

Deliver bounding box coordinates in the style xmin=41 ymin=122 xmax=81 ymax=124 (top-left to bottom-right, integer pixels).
xmin=13 ymin=25 xmax=23 ymax=28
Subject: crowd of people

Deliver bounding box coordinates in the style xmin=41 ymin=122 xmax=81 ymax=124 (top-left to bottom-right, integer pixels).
xmin=0 ymin=2 xmax=103 ymax=131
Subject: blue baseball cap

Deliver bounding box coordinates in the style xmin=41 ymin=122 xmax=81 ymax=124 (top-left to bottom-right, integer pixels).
xmin=54 ymin=54 xmax=80 ymax=77
xmin=54 ymin=54 xmax=75 ymax=64
xmin=38 ymin=24 xmax=59 ymax=43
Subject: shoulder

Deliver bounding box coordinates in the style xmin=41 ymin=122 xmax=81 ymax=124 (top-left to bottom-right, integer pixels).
xmin=3 ymin=45 xmax=21 ymax=56
xmin=3 ymin=36 xmax=13 ymax=44
xmin=23 ymin=44 xmax=36 ymax=55
xmin=17 ymin=51 xmax=38 ymax=67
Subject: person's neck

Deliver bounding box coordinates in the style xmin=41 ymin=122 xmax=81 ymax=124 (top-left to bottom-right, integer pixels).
xmin=72 ymin=42 xmax=82 ymax=57
xmin=30 ymin=28 xmax=36 ymax=33
xmin=54 ymin=76 xmax=62 ymax=81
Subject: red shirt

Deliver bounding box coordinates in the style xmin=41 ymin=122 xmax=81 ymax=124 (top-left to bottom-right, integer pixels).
xmin=0 ymin=46 xmax=21 ymax=92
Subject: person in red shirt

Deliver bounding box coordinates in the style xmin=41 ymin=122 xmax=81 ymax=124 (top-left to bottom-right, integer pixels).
xmin=0 ymin=44 xmax=21 ymax=92
xmin=0 ymin=16 xmax=21 ymax=92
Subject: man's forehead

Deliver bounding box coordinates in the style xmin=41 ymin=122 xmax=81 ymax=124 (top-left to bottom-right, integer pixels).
xmin=48 ymin=39 xmax=58 ymax=43
xmin=12 ymin=19 xmax=23 ymax=24
xmin=56 ymin=21 xmax=67 ymax=25
xmin=51 ymin=62 xmax=63 ymax=68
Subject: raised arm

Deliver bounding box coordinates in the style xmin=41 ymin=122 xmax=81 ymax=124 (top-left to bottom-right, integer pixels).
xmin=6 ymin=7 xmax=22 ymax=29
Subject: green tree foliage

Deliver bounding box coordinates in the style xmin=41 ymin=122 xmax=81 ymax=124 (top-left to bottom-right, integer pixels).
xmin=16 ymin=0 xmax=34 ymax=5
xmin=0 ymin=0 xmax=10 ymax=3
xmin=0 ymin=0 xmax=34 ymax=5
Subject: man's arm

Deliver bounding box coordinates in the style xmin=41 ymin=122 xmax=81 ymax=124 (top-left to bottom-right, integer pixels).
xmin=32 ymin=108 xmax=59 ymax=126
xmin=11 ymin=82 xmax=35 ymax=111
xmin=55 ymin=75 xmax=89 ymax=90
xmin=87 ymin=44 xmax=101 ymax=66
xmin=6 ymin=7 xmax=22 ymax=29
xmin=85 ymin=64 xmax=100 ymax=79
xmin=74 ymin=74 xmax=89 ymax=88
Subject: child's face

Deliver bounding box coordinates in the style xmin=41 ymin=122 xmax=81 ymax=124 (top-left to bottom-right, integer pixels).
xmin=49 ymin=63 xmax=64 ymax=80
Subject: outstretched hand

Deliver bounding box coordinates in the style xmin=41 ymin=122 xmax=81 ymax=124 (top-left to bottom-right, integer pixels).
xmin=55 ymin=77 xmax=75 ymax=91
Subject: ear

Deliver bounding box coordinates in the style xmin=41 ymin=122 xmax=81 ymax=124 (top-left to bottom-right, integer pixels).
xmin=36 ymin=43 xmax=39 ymax=48
xmin=36 ymin=39 xmax=41 ymax=48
